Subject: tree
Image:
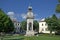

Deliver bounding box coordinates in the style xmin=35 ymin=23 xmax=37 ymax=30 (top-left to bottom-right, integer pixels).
xmin=33 ymin=20 xmax=39 ymax=31
xmin=56 ymin=4 xmax=60 ymax=13
xmin=55 ymin=0 xmax=60 ymax=34
xmin=0 ymin=9 xmax=14 ymax=33
xmin=20 ymin=20 xmax=27 ymax=31
xmin=55 ymin=19 xmax=60 ymax=34
xmin=56 ymin=0 xmax=60 ymax=13
xmin=45 ymin=14 xmax=60 ymax=35
xmin=58 ymin=0 xmax=60 ymax=3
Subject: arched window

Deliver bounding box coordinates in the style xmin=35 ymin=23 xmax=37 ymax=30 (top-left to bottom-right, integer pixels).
xmin=29 ymin=22 xmax=32 ymax=30
xmin=42 ymin=24 xmax=43 ymax=26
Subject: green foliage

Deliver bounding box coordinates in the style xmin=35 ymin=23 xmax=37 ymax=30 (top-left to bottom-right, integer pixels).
xmin=33 ymin=20 xmax=39 ymax=31
xmin=57 ymin=19 xmax=60 ymax=30
xmin=0 ymin=9 xmax=14 ymax=33
xmin=45 ymin=14 xmax=60 ymax=34
xmin=58 ymin=0 xmax=60 ymax=3
xmin=56 ymin=4 xmax=60 ymax=13
xmin=56 ymin=0 xmax=60 ymax=13
xmin=20 ymin=20 xmax=27 ymax=30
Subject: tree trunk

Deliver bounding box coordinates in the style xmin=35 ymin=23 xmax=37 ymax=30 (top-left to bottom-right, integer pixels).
xmin=50 ymin=30 xmax=52 ymax=35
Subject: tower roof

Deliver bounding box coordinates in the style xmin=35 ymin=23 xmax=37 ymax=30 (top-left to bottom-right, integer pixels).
xmin=26 ymin=6 xmax=34 ymax=19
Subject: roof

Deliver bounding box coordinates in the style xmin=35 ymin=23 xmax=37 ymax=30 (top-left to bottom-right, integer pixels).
xmin=39 ymin=18 xmax=45 ymax=22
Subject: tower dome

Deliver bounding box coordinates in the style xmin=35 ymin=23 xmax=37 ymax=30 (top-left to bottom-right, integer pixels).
xmin=28 ymin=6 xmax=32 ymax=11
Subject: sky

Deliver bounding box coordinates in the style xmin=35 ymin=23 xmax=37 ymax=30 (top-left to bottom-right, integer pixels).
xmin=0 ymin=0 xmax=58 ymax=22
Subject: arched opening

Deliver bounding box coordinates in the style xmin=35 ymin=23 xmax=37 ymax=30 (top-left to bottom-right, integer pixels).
xmin=29 ymin=22 xmax=32 ymax=30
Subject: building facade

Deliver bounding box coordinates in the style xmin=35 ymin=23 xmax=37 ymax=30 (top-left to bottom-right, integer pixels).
xmin=13 ymin=20 xmax=20 ymax=33
xmin=39 ymin=18 xmax=55 ymax=33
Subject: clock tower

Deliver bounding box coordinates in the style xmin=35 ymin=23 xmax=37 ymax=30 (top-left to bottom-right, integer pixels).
xmin=25 ymin=6 xmax=34 ymax=36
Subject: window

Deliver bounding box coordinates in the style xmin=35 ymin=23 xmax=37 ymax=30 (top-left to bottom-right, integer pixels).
xmin=18 ymin=24 xmax=19 ymax=25
xmin=42 ymin=24 xmax=43 ymax=26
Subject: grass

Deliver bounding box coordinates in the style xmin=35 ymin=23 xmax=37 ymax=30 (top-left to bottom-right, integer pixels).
xmin=0 ymin=34 xmax=60 ymax=40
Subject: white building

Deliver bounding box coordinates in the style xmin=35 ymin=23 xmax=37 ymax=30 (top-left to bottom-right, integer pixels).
xmin=7 ymin=12 xmax=20 ymax=33
xmin=12 ymin=20 xmax=20 ymax=33
xmin=39 ymin=18 xmax=55 ymax=33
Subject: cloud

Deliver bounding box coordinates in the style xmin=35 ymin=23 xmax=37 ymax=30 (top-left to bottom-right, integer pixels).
xmin=7 ymin=12 xmax=15 ymax=18
xmin=34 ymin=19 xmax=39 ymax=21
xmin=21 ymin=13 xmax=27 ymax=19
xmin=7 ymin=12 xmax=17 ymax=20
xmin=7 ymin=12 xmax=14 ymax=16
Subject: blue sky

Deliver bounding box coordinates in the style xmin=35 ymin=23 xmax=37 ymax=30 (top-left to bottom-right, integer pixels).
xmin=0 ymin=0 xmax=58 ymax=22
